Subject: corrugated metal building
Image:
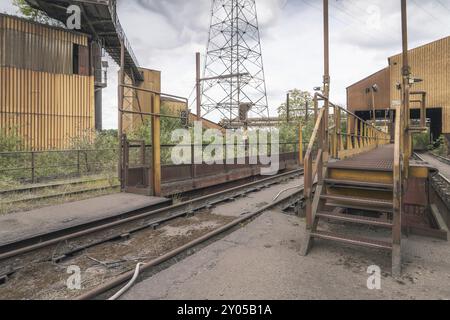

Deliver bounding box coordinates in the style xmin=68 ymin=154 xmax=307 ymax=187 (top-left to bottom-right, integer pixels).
xmin=347 ymin=36 xmax=450 ymax=140
xmin=122 ymin=68 xmax=223 ymax=133
xmin=161 ymin=96 xmax=224 ymax=131
xmin=0 ymin=14 xmax=100 ymax=150
xmin=122 ymin=68 xmax=161 ymax=133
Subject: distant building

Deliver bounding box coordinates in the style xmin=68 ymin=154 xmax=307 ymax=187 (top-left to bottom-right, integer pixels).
xmin=161 ymin=97 xmax=224 ymax=132
xmin=347 ymin=36 xmax=450 ymax=142
xmin=121 ymin=67 xmax=223 ymax=133
xmin=0 ymin=14 xmax=106 ymax=150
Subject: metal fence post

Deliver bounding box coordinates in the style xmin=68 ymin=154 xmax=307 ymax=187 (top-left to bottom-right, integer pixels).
xmin=77 ymin=150 xmax=81 ymax=176
xmin=31 ymin=151 xmax=35 ymax=183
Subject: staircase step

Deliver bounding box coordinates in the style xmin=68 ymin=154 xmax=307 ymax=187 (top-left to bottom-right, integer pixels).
xmin=311 ymin=230 xmax=392 ymax=251
xmin=316 ymin=211 xmax=393 ymax=228
xmin=324 ymin=179 xmax=393 ymax=190
xmin=321 ymin=195 xmax=393 ymax=212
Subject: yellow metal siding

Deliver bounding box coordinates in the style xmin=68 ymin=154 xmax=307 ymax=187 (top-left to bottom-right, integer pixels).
xmin=389 ymin=36 xmax=450 ymax=133
xmin=0 ymin=14 xmax=94 ymax=151
xmin=1 ymin=67 xmax=95 ymax=150
xmin=1 ymin=14 xmax=87 ymax=74
xmin=122 ymin=68 xmax=161 ymax=133
xmin=347 ymin=67 xmax=391 ymax=113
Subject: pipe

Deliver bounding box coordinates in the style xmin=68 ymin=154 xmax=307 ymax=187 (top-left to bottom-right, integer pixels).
xmin=76 ymin=187 xmax=304 ymax=300
xmin=108 ymin=263 xmax=144 ymax=300
xmin=273 ymin=185 xmax=302 ymax=201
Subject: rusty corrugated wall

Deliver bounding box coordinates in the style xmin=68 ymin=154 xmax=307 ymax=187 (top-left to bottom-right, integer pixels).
xmin=122 ymin=68 xmax=161 ymax=133
xmin=0 ymin=14 xmax=95 ymax=150
xmin=389 ymin=36 xmax=450 ymax=134
xmin=346 ymin=67 xmax=391 ymax=113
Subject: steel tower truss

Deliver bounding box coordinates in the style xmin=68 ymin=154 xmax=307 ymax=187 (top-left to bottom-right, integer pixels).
xmin=201 ymin=0 xmax=270 ymax=128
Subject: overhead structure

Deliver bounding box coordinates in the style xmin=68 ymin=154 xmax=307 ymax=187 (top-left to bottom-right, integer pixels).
xmin=200 ymin=0 xmax=270 ymax=128
xmin=25 ymin=0 xmax=142 ymax=82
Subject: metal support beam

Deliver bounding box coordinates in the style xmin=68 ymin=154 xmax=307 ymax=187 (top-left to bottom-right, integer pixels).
xmin=151 ymin=94 xmax=161 ymax=197
xmin=299 ymin=124 xmax=303 ymax=165
xmin=286 ymin=93 xmax=290 ymax=123
xmin=118 ymin=41 xmax=125 ymax=190
xmin=196 ymin=52 xmax=202 ymax=122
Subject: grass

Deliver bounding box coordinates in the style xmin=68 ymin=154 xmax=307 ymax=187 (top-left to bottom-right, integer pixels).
xmin=0 ymin=176 xmax=120 ymax=215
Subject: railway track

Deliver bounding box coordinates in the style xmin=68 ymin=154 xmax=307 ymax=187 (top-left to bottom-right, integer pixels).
xmin=0 ymin=169 xmax=305 ymax=299
xmin=427 ymin=152 xmax=450 ymax=166
xmin=414 ymin=153 xmax=450 ymax=209
xmin=0 ymin=169 xmax=303 ymax=263
xmin=77 ymin=186 xmax=307 ymax=300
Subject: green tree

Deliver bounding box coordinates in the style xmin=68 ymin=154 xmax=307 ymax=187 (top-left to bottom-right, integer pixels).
xmin=277 ymin=89 xmax=314 ymax=125
xmin=13 ymin=0 xmax=60 ymax=25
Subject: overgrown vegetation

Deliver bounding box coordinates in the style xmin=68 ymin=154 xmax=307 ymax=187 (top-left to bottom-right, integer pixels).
xmin=0 ymin=130 xmax=119 ymax=184
xmin=412 ymin=131 xmax=431 ymax=151
xmin=12 ymin=0 xmax=61 ymax=26
xmin=277 ymin=89 xmax=316 ymax=152
xmin=0 ymin=129 xmax=24 ymax=151
xmin=431 ymin=135 xmax=449 ymax=157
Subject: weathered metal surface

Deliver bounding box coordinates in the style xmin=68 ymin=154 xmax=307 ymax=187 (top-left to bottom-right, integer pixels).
xmin=25 ymin=0 xmax=142 ymax=81
xmin=347 ymin=67 xmax=391 ymax=113
xmin=328 ymin=144 xmax=394 ymax=172
xmin=161 ymin=153 xmax=299 ymax=196
xmin=0 ymin=14 xmax=95 ymax=151
xmin=389 ymin=36 xmax=450 ymax=133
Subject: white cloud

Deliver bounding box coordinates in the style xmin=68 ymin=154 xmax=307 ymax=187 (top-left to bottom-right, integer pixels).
xmin=1 ymin=0 xmax=449 ymax=128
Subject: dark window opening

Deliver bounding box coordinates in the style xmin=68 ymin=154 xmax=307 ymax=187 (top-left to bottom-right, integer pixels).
xmin=410 ymin=108 xmax=442 ymax=142
xmin=73 ymin=44 xmax=80 ymax=75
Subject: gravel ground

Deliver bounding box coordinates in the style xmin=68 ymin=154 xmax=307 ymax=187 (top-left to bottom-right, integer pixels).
xmin=122 ymin=209 xmax=450 ymax=300
xmin=0 ymin=178 xmax=302 ymax=300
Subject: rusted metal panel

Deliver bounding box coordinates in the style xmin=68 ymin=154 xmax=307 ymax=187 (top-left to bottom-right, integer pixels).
xmin=122 ymin=68 xmax=161 ymax=133
xmin=77 ymin=45 xmax=90 ymax=76
xmin=347 ymin=67 xmax=391 ymax=113
xmin=0 ymin=14 xmax=88 ymax=74
xmin=389 ymin=36 xmax=450 ymax=133
xmin=0 ymin=14 xmax=95 ymax=151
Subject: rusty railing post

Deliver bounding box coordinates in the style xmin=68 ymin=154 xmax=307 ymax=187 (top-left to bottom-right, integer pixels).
xmin=31 ymin=151 xmax=35 ymax=183
xmin=299 ymin=124 xmax=303 ymax=165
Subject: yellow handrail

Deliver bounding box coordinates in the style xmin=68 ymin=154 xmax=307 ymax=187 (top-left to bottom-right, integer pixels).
xmin=303 ymin=94 xmax=391 ymax=230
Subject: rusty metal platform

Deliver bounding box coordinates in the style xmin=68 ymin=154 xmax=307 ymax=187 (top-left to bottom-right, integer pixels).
xmin=327 ymin=145 xmax=394 ymax=172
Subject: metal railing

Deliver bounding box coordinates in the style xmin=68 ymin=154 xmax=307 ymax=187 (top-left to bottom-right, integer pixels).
xmin=304 ymin=93 xmax=391 ymax=229
xmin=0 ymin=141 xmax=306 ymax=185
xmin=0 ymin=149 xmax=117 ymax=183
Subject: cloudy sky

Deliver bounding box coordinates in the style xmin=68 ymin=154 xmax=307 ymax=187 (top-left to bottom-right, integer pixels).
xmin=1 ymin=0 xmax=449 ymax=129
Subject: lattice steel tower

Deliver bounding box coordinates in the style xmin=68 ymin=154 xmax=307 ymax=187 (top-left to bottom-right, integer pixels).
xmin=201 ymin=0 xmax=270 ymax=128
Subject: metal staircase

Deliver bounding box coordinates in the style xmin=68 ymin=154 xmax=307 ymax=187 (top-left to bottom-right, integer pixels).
xmin=300 ymin=92 xmax=401 ymax=274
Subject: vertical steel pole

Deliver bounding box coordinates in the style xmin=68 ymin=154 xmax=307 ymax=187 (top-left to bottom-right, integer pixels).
xmin=371 ymin=90 xmax=376 ymax=123
xmin=305 ymin=100 xmax=309 ymax=123
xmin=286 ymin=93 xmax=290 ymax=123
xmin=196 ymin=52 xmax=202 ymax=122
xmin=299 ymin=124 xmax=303 ymax=165
xmin=323 ymin=0 xmax=330 ymax=162
xmin=31 ymin=152 xmax=35 ymax=183
xmin=152 ymin=94 xmax=162 ymax=197
xmin=401 ymin=0 xmax=411 ymax=173
xmin=118 ymin=41 xmax=125 ymax=191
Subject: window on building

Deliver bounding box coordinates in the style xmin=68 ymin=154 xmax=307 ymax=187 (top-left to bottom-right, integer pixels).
xmin=73 ymin=44 xmax=80 ymax=75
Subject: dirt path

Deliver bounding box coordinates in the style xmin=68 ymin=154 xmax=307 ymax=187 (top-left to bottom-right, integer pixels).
xmin=122 ymin=210 xmax=450 ymax=300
